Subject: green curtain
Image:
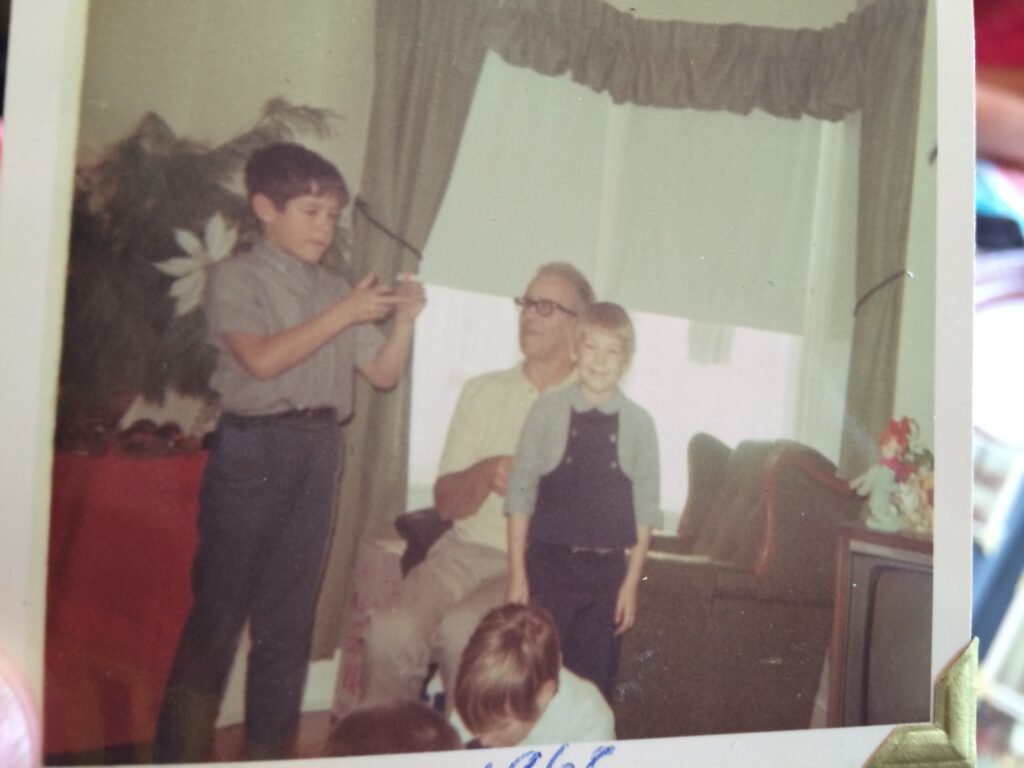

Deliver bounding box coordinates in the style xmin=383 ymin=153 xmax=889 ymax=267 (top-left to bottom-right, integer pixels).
xmin=485 ymin=0 xmax=861 ymax=119
xmin=311 ymin=0 xmax=496 ymax=659
xmin=838 ymin=0 xmax=928 ymax=477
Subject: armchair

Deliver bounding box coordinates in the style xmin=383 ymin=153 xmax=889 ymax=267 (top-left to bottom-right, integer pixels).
xmin=614 ymin=433 xmax=864 ymax=739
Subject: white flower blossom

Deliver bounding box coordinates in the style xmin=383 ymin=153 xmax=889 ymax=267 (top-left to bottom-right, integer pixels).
xmin=154 ymin=213 xmax=237 ymax=316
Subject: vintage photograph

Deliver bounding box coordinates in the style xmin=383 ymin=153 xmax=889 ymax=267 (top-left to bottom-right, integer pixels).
xmin=2 ymin=0 xmax=969 ymax=766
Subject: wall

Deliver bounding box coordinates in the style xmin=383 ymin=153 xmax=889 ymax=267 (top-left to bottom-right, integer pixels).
xmin=79 ymin=0 xmax=375 ymax=196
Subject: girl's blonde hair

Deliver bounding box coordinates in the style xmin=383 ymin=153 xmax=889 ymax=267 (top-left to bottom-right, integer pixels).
xmin=573 ymin=301 xmax=636 ymax=363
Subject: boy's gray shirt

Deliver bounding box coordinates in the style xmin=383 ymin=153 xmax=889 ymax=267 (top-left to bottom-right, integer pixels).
xmin=505 ymin=385 xmax=662 ymax=529
xmin=204 ymin=239 xmax=383 ymax=420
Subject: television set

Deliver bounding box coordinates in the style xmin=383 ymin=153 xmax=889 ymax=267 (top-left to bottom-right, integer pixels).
xmin=827 ymin=527 xmax=934 ymax=727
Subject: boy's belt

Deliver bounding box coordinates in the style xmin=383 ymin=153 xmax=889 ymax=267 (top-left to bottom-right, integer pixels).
xmin=533 ymin=541 xmax=619 ymax=556
xmin=569 ymin=545 xmax=618 ymax=555
xmin=532 ymin=536 xmax=618 ymax=557
xmin=220 ymin=407 xmax=336 ymax=427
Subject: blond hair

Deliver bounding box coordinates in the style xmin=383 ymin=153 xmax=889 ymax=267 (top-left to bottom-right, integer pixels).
xmin=573 ymin=301 xmax=636 ymax=364
xmin=454 ymin=603 xmax=561 ymax=735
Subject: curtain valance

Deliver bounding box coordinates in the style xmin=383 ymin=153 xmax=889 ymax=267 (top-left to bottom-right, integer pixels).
xmin=485 ymin=0 xmax=924 ymax=121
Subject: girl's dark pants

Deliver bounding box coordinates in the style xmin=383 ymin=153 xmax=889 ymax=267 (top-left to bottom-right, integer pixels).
xmin=526 ymin=540 xmax=626 ymax=701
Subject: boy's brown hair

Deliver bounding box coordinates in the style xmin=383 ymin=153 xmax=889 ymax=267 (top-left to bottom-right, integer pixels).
xmin=573 ymin=301 xmax=636 ymax=363
xmin=322 ymin=701 xmax=462 ymax=757
xmin=244 ymin=142 xmax=349 ymax=210
xmin=454 ymin=603 xmax=561 ymax=735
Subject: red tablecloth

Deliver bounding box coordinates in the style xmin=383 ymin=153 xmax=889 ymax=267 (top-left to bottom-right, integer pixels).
xmin=44 ymin=452 xmax=206 ymax=756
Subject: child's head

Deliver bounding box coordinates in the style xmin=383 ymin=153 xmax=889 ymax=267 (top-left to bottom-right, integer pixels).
xmin=573 ymin=302 xmax=635 ymax=402
xmin=244 ymin=143 xmax=349 ymax=263
xmin=322 ymin=701 xmax=462 ymax=757
xmin=454 ymin=603 xmax=561 ymax=748
xmin=245 ymin=142 xmax=349 ymax=209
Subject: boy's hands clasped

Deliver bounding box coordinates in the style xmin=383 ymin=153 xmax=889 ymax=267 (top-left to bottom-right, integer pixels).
xmin=343 ymin=271 xmax=426 ymax=325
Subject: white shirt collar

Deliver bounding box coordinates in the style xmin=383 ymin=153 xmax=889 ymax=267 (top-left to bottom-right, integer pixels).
xmin=569 ymin=384 xmax=625 ymax=414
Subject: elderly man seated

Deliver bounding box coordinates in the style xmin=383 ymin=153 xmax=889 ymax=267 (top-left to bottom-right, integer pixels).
xmin=359 ymin=262 xmax=594 ymax=708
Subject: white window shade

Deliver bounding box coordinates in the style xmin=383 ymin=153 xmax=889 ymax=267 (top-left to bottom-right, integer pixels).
xmin=422 ymin=51 xmax=840 ymax=335
xmin=420 ymin=53 xmax=608 ymax=295
xmin=595 ymin=105 xmax=824 ymax=333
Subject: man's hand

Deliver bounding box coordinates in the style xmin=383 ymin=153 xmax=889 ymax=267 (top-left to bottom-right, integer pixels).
xmin=614 ymin=580 xmax=639 ymax=636
xmin=434 ymin=455 xmax=514 ymax=521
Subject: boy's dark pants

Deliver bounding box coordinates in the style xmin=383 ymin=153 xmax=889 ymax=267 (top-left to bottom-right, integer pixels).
xmin=526 ymin=541 xmax=626 ymax=701
xmin=154 ymin=412 xmax=340 ymax=762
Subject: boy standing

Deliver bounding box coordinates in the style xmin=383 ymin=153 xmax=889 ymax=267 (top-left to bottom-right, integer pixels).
xmin=451 ymin=603 xmax=615 ymax=748
xmin=155 ymin=142 xmax=424 ymax=762
xmin=505 ymin=302 xmax=659 ymax=700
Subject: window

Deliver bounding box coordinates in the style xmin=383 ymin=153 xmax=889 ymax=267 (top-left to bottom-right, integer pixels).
xmin=407 ymin=284 xmax=802 ymax=531
xmin=409 ymin=50 xmax=858 ymax=527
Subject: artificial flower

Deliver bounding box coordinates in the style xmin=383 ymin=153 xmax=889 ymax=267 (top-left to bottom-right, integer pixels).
xmin=154 ymin=213 xmax=237 ymax=316
xmin=851 ymin=415 xmax=934 ymax=533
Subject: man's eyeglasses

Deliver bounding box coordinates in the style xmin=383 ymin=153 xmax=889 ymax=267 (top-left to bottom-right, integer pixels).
xmin=514 ymin=296 xmax=577 ymax=318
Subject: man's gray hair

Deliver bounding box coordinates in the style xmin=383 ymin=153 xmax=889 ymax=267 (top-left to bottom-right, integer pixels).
xmin=534 ymin=262 xmax=595 ymax=313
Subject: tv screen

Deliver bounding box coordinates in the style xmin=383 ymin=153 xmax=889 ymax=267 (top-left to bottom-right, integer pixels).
xmin=833 ymin=535 xmax=933 ymax=727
